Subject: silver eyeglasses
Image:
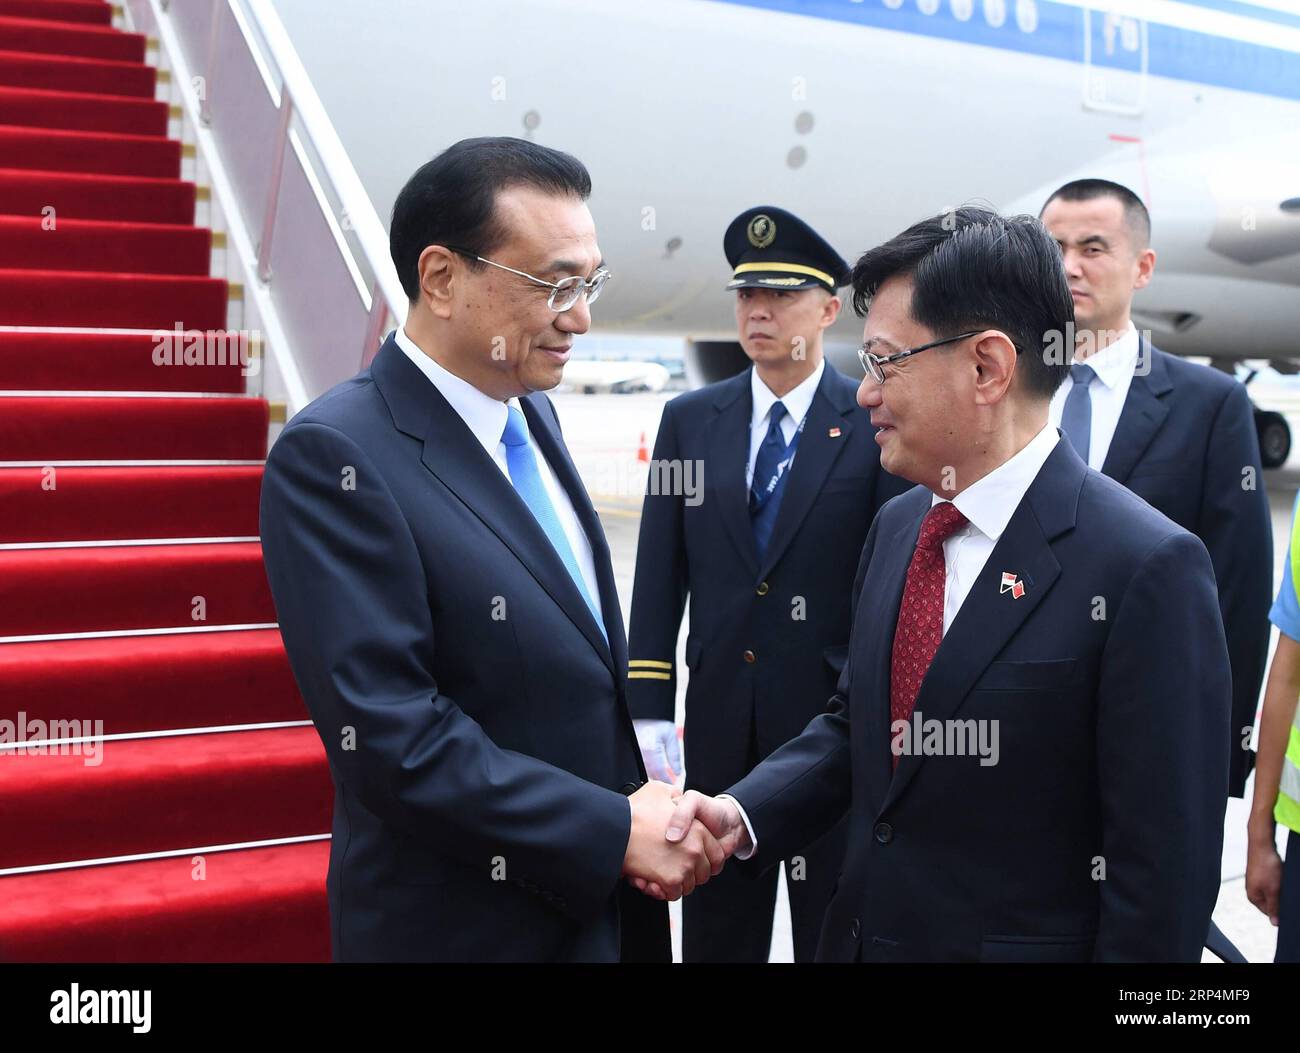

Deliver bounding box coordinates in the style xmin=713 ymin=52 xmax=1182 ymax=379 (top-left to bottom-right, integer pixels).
xmin=447 ymin=247 xmax=610 ymax=312
xmin=858 ymin=330 xmax=1014 ymax=383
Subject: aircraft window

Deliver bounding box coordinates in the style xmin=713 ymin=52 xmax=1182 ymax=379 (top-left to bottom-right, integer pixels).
xmin=951 ymin=0 xmax=973 ymax=21
xmin=918 ymin=0 xmax=940 ymax=15
xmin=1016 ymin=0 xmax=1038 ymax=33
xmin=984 ymin=0 xmax=1007 ymax=28
xmin=883 ymin=0 xmax=904 ymax=10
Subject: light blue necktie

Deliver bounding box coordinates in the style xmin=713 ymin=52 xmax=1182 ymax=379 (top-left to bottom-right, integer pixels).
xmin=1061 ymin=363 xmax=1096 ymax=465
xmin=501 ymin=406 xmax=606 ymax=640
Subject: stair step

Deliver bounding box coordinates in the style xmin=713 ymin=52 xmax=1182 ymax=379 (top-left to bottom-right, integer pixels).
xmin=0 ymin=839 xmax=331 ymax=961
xmin=0 ymin=464 xmax=262 ymax=540
xmin=0 ymin=13 xmax=143 ymax=62
xmin=0 ymin=215 xmax=211 ymax=275
xmin=0 ymin=540 xmax=276 ymax=635
xmin=0 ymin=268 xmax=228 ymax=328
xmin=0 ymin=726 xmax=331 ymax=870
xmin=0 ymin=82 xmax=166 ymax=134
xmin=0 ymin=123 xmax=178 ymax=177
xmin=0 ymin=329 xmax=246 ymax=393
xmin=0 ymin=45 xmax=154 ymax=96
xmin=0 ymin=627 xmax=306 ymax=735
xmin=0 ymin=0 xmax=113 ymax=26
xmin=0 ymin=393 xmax=266 ymax=459
xmin=0 ymin=167 xmax=195 ymax=224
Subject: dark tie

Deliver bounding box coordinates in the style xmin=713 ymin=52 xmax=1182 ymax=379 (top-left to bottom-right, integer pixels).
xmin=1060 ymin=363 xmax=1096 ymax=464
xmin=749 ymin=401 xmax=789 ymax=558
xmin=889 ymin=501 xmax=969 ymax=768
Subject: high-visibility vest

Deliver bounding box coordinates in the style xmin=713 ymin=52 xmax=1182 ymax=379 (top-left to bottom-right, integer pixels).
xmin=1276 ymin=511 xmax=1300 ymax=833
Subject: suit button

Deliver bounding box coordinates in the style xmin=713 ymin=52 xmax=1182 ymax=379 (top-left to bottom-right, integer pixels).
xmin=874 ymin=822 xmax=893 ymax=844
xmin=756 ymin=581 xmax=769 ymax=596
xmin=850 ymin=918 xmax=861 ymax=940
xmin=743 ymin=650 xmax=756 ymax=664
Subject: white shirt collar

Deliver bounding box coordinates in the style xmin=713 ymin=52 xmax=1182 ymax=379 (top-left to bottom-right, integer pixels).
xmin=393 ymin=326 xmax=520 ymax=456
xmin=750 ymin=358 xmax=825 ymax=427
xmin=930 ymin=422 xmax=1060 ymax=543
xmin=1073 ymin=321 xmax=1139 ymax=390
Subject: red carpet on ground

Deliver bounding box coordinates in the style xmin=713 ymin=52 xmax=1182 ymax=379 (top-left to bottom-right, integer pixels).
xmin=0 ymin=0 xmax=330 ymax=963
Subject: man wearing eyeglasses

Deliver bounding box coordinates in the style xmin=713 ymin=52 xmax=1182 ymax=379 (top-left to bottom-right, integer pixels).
xmin=654 ymin=207 xmax=1230 ymax=962
xmin=259 ymin=136 xmax=724 ymax=962
xmin=626 ymin=205 xmax=907 ymax=961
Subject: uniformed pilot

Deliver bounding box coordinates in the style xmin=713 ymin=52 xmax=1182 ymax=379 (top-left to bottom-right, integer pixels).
xmin=626 ymin=205 xmax=909 ymax=961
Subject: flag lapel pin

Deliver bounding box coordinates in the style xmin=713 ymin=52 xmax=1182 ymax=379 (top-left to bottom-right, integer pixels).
xmin=1000 ymin=571 xmax=1026 ymax=600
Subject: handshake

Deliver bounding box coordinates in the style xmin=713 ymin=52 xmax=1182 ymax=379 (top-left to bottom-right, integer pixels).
xmin=621 ymin=781 xmax=753 ymax=900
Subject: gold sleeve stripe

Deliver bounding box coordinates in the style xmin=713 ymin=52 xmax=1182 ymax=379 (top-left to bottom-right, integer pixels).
xmin=628 ymin=671 xmax=672 ymax=681
xmin=628 ymin=660 xmax=673 ymax=670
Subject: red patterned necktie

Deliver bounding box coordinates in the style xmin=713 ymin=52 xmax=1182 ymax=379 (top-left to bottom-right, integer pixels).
xmin=889 ymin=501 xmax=969 ymax=767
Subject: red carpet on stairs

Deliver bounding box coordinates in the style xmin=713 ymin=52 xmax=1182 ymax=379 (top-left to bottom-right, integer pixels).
xmin=0 ymin=841 xmax=332 ymax=963
xmin=0 ymin=0 xmax=330 ymax=963
xmin=0 ymin=465 xmax=264 ymax=538
xmin=0 ymin=331 xmax=245 ymax=391
xmin=0 ymin=167 xmax=197 ymax=223
xmin=0 ymin=215 xmax=213 ymax=273
xmin=0 ymin=629 xmax=308 ymax=735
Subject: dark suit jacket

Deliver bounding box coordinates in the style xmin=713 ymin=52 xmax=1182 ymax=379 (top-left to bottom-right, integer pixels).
xmin=727 ymin=437 xmax=1230 ymax=962
xmin=626 ymin=363 xmax=908 ymax=791
xmin=259 ymin=333 xmax=668 ymax=963
xmin=1102 ymin=343 xmax=1271 ymax=796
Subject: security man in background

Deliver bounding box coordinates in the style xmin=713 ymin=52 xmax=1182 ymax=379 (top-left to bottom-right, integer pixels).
xmin=1039 ymin=179 xmax=1272 ymax=799
xmin=626 ymin=206 xmax=907 ymax=961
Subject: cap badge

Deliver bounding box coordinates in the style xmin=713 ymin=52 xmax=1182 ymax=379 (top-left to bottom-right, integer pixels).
xmin=747 ymin=214 xmax=776 ymax=248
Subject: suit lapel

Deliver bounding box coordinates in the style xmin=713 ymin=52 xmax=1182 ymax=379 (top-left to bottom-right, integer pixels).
xmin=1100 ymin=338 xmax=1173 ymax=484
xmin=882 ymin=440 xmax=1084 ymax=810
xmin=705 ymin=372 xmax=759 ymax=576
xmin=759 ymin=367 xmax=855 ymax=580
xmin=371 ymin=336 xmax=615 ymax=676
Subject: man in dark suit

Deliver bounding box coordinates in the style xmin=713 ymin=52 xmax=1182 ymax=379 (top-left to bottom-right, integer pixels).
xmin=1040 ymin=179 xmax=1271 ymax=798
xmin=626 ymin=206 xmax=906 ymax=962
xmin=259 ymin=137 xmax=722 ymax=962
xmin=651 ymin=207 xmax=1231 ymax=962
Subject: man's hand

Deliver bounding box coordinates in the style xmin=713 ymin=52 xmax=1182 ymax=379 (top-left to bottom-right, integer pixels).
xmin=633 ymin=719 xmax=682 ymax=784
xmin=631 ymin=790 xmax=753 ymax=901
xmin=1246 ymin=830 xmax=1284 ymax=926
xmin=622 ymin=781 xmax=724 ymax=900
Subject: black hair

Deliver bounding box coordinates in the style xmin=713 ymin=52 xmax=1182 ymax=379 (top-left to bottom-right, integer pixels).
xmin=389 ymin=136 xmax=592 ymax=301
xmin=1040 ymin=178 xmax=1151 ymax=249
xmin=849 ymin=206 xmax=1073 ymax=398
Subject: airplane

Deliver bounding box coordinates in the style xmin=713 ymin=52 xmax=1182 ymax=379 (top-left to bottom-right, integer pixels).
xmin=270 ymin=0 xmax=1300 ymax=464
xmin=560 ymin=359 xmax=672 ymax=394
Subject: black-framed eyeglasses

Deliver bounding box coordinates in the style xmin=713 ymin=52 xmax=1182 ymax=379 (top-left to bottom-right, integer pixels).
xmin=857 ymin=330 xmax=1019 ymax=383
xmin=445 ymin=246 xmax=610 ymax=312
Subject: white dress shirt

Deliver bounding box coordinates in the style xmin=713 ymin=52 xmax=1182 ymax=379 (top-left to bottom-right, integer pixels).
xmin=1047 ymin=322 xmax=1140 ymax=471
xmin=930 ymin=422 xmax=1060 ymax=635
xmin=393 ymin=327 xmax=603 ymax=625
xmin=725 ymin=422 xmax=1061 ymax=858
xmin=745 ymin=359 xmax=824 ymax=487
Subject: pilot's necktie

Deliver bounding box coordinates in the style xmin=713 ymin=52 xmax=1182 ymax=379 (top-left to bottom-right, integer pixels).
xmin=501 ymin=406 xmax=605 ymax=639
xmin=749 ymin=400 xmax=789 ymax=558
xmin=889 ymin=501 xmax=969 ymax=768
xmin=1060 ymin=363 xmax=1097 ymax=465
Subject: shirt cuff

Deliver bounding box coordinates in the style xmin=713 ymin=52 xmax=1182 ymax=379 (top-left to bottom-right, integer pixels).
xmin=716 ymin=793 xmax=757 ymax=860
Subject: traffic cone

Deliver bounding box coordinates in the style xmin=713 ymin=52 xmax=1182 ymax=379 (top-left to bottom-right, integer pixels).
xmin=636 ymin=432 xmax=649 ymax=463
